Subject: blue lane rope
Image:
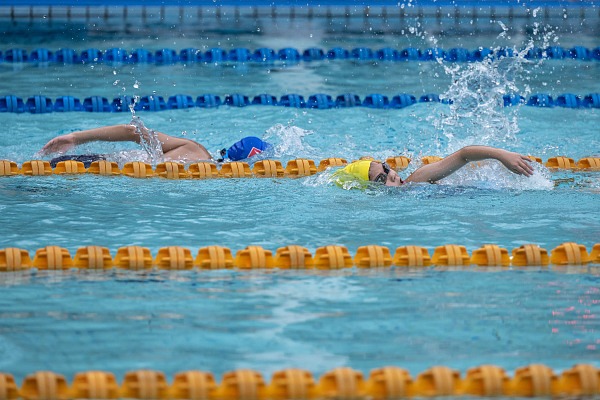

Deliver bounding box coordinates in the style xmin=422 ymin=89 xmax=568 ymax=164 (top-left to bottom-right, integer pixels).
xmin=0 ymin=93 xmax=598 ymax=113
xmin=1 ymin=46 xmax=599 ymax=64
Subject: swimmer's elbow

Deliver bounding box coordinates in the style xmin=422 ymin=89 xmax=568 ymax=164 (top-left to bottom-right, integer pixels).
xmin=405 ymin=168 xmax=437 ymax=184
xmin=457 ymin=147 xmax=472 ymax=163
xmin=166 ymin=141 xmax=212 ymax=161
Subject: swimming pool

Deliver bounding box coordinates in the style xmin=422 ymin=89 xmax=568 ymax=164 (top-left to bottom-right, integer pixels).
xmin=0 ymin=0 xmax=599 ymax=398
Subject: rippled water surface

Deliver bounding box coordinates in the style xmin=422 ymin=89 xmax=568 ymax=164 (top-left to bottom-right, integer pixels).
xmin=0 ymin=268 xmax=599 ymax=382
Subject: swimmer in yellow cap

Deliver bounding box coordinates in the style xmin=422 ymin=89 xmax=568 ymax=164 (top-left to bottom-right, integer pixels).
xmin=335 ymin=145 xmax=534 ymax=187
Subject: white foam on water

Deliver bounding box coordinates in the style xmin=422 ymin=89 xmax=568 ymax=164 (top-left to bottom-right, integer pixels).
xmin=437 ymin=160 xmax=554 ymax=190
xmin=263 ymin=123 xmax=318 ymax=159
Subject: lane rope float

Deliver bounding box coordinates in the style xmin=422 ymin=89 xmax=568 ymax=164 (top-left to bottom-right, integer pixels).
xmin=0 ymin=156 xmax=598 ymax=180
xmin=0 ymin=364 xmax=599 ymax=399
xmin=1 ymin=45 xmax=599 ymax=64
xmin=0 ymin=242 xmax=598 ymax=271
xmin=1 ymin=92 xmax=599 ymax=113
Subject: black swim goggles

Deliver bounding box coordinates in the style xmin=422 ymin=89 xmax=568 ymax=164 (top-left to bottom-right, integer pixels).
xmin=373 ymin=162 xmax=391 ymax=184
xmin=216 ymin=148 xmax=227 ymax=162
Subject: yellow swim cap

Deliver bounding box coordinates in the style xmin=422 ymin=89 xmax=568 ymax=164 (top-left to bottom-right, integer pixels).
xmin=340 ymin=160 xmax=372 ymax=181
xmin=332 ymin=160 xmax=372 ymax=189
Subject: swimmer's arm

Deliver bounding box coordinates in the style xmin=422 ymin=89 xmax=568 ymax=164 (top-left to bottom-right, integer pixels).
xmin=40 ymin=125 xmax=143 ymax=154
xmin=40 ymin=125 xmax=211 ymax=160
xmin=404 ymin=146 xmax=534 ymax=183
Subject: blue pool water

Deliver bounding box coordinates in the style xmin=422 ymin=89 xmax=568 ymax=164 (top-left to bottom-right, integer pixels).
xmin=0 ymin=2 xmax=599 ymax=385
xmin=0 ymin=268 xmax=598 ymax=381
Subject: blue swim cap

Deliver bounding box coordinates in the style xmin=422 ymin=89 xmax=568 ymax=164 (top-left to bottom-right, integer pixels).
xmin=224 ymin=136 xmax=271 ymax=161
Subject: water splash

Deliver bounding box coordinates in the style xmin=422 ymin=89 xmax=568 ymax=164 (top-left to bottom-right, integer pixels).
xmin=429 ymin=20 xmax=559 ymax=152
xmin=128 ymin=116 xmax=164 ymax=166
xmin=304 ymin=168 xmax=385 ymax=195
xmin=129 ymin=95 xmax=140 ymax=115
xmin=263 ymin=124 xmax=318 ymax=159
xmin=303 ymin=169 xmax=336 ymax=188
xmin=431 ymin=55 xmax=527 ymax=150
xmin=437 ymin=161 xmax=554 ymax=190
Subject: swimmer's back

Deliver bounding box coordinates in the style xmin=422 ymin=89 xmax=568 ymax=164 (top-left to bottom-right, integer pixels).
xmin=50 ymin=154 xmax=106 ymax=168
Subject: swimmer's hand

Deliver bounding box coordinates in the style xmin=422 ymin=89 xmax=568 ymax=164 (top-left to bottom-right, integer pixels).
xmin=497 ymin=150 xmax=534 ymax=177
xmin=39 ymin=133 xmax=76 ymax=155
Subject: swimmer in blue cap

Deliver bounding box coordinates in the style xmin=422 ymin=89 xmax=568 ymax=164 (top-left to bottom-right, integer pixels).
xmin=39 ymin=123 xmax=270 ymax=166
xmin=334 ymin=146 xmax=534 ymax=187
xmin=217 ymin=136 xmax=271 ymax=162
